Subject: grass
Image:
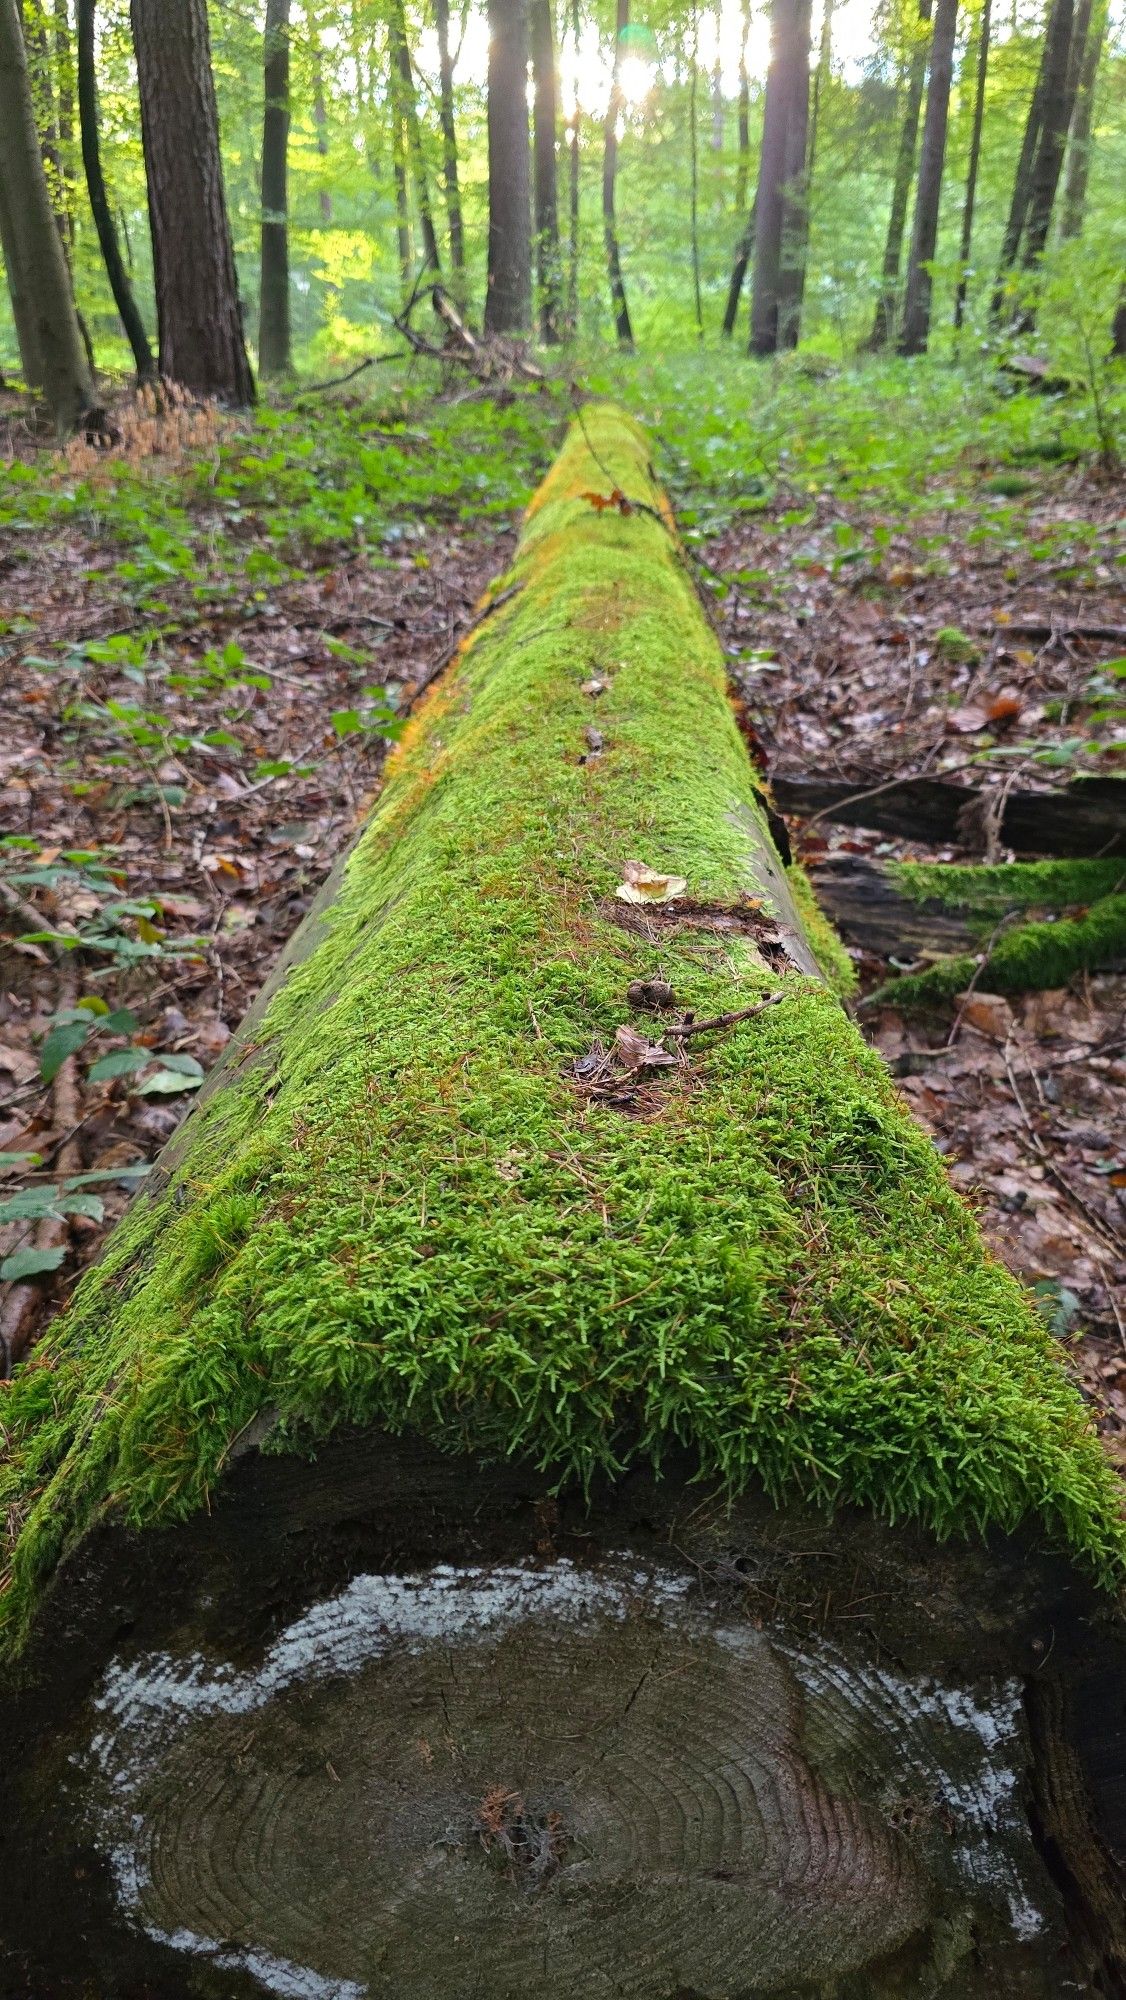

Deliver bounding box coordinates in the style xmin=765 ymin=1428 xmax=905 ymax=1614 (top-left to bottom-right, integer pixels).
xmin=2 ymin=401 xmax=1123 ymax=1663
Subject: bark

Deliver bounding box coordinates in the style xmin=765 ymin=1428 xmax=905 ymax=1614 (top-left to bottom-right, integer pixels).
xmin=769 ymin=770 xmax=1125 ymax=856
xmin=311 ymin=26 xmax=332 ymax=222
xmin=485 ymin=0 xmax=532 ymax=334
xmin=4 ymin=411 xmax=1125 ymax=1998
xmin=722 ymin=193 xmax=757 ymax=336
xmin=434 ymin=0 xmax=466 ymax=288
xmin=953 ymin=0 xmax=992 ymax=327
xmin=0 ymin=141 xmax=45 ymax=386
xmin=734 ymin=0 xmax=752 ymax=213
xmin=898 ymin=0 xmax=959 ymax=356
xmin=711 ymin=0 xmax=724 ymax=150
xmin=130 ymin=0 xmax=254 ymax=403
xmin=76 ymin=0 xmax=153 ymax=377
xmin=258 ymin=0 xmax=292 ymax=377
xmin=775 ymin=0 xmax=813 ymax=348
xmin=51 ymin=0 xmax=77 ymax=245
xmin=389 ymin=40 xmax=413 ymax=296
xmin=530 ymin=0 xmax=562 ymax=342
xmin=602 ymin=0 xmax=633 ymax=346
xmin=1113 ymin=286 xmax=1126 ymax=360
xmin=566 ymin=0 xmax=580 ymax=332
xmin=0 ymin=0 xmax=91 ymax=424
xmin=1020 ymin=0 xmax=1075 ymax=266
xmin=868 ymin=0 xmax=933 ymax=351
xmin=1059 ymin=0 xmax=1107 ymax=239
xmin=992 ymin=0 xmax=1067 ymax=309
xmin=689 ymin=1 xmax=704 ymax=336
xmin=390 ymin=0 xmax=441 ymax=276
xmin=809 ymin=855 xmax=1125 ymax=967
xmin=750 ymin=0 xmax=802 ymax=354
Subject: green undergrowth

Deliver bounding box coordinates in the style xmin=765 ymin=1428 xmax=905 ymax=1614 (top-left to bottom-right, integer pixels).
xmin=870 ymin=894 xmax=1126 ymax=1011
xmin=2 ymin=405 xmax=1123 ymax=1661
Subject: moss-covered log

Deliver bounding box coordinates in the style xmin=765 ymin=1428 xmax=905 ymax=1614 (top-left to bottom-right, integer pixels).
xmin=3 ymin=408 xmax=1126 ymax=1998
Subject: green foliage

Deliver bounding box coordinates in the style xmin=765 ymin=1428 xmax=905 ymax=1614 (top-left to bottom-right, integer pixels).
xmin=870 ymin=894 xmax=1126 ymax=1008
xmin=2 ymin=407 xmax=1122 ymax=1667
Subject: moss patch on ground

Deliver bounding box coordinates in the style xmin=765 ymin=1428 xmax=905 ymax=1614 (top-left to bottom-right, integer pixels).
xmin=2 ymin=406 xmax=1123 ymax=1661
xmin=888 ymin=859 xmax=1125 ymax=931
xmin=871 ymin=893 xmax=1126 ymax=1010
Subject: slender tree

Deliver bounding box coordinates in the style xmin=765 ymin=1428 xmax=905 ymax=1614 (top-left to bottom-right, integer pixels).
xmin=953 ymin=0 xmax=992 ymax=326
xmin=776 ymin=0 xmax=814 ymax=347
xmin=602 ymin=0 xmax=633 ymax=346
xmin=434 ymin=0 xmax=466 ymax=290
xmin=389 ymin=31 xmax=413 ymax=296
xmin=390 ymin=0 xmax=442 ymax=275
xmin=130 ymin=0 xmax=254 ymax=402
xmin=310 ymin=22 xmax=332 ymax=223
xmin=0 ymin=0 xmax=91 ymax=425
xmin=1021 ymin=0 xmax=1075 ymax=266
xmin=0 ymin=167 xmax=45 ymax=388
xmin=750 ymin=0 xmax=806 ymax=355
xmin=259 ymin=0 xmax=292 ymax=376
xmin=52 ymin=0 xmax=78 ymax=247
xmin=898 ymin=0 xmax=959 ymax=355
xmin=1059 ymin=0 xmax=1107 ymax=238
xmin=868 ymin=0 xmax=933 ymax=349
xmin=1113 ymin=287 xmax=1126 ymax=360
xmin=76 ymin=0 xmax=153 ymax=376
xmin=689 ymin=0 xmax=704 ymax=335
xmin=991 ymin=0 xmax=1068 ymax=311
xmin=723 ymin=0 xmax=756 ymax=337
xmin=566 ymin=0 xmax=581 ymax=333
xmin=530 ymin=0 xmax=562 ymax=342
xmin=485 ymin=0 xmax=532 ymax=333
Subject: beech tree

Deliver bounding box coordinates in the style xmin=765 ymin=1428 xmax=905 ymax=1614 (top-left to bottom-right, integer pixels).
xmin=750 ymin=0 xmax=811 ymax=356
xmin=1021 ymin=0 xmax=1076 ymax=268
xmin=898 ymin=0 xmax=959 ymax=355
xmin=484 ymin=0 xmax=532 ymax=333
xmin=435 ymin=0 xmax=466 ymax=288
xmin=603 ymin=0 xmax=633 ymax=345
xmin=775 ymin=0 xmax=814 ymax=348
xmin=868 ymin=0 xmax=934 ymax=350
xmin=258 ymin=0 xmax=292 ymax=377
xmin=76 ymin=0 xmax=153 ymax=377
xmin=953 ymin=0 xmax=992 ymax=327
xmin=0 ymin=0 xmax=91 ymax=426
xmin=129 ymin=0 xmax=254 ymax=402
xmin=530 ymin=0 xmax=562 ymax=343
xmin=389 ymin=0 xmax=441 ymax=276
xmin=1060 ymin=0 xmax=1108 ymax=238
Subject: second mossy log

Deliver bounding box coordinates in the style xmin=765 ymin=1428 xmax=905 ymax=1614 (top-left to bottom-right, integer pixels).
xmin=2 ymin=408 xmax=1125 ymax=1999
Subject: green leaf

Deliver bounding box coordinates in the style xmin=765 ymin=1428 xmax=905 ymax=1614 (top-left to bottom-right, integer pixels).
xmin=0 ymin=1188 xmax=63 ymax=1222
xmin=152 ymin=1052 xmax=204 ymax=1077
xmin=87 ymin=1047 xmax=152 ymax=1082
xmin=0 ymin=1151 xmax=42 ymax=1171
xmin=39 ymin=1018 xmax=91 ymax=1081
xmin=136 ymin=1067 xmax=204 ymax=1096
xmin=58 ymin=1191 xmax=104 ymax=1221
xmin=63 ymin=1163 xmax=150 ymax=1188
xmin=331 ymin=708 xmax=364 ymax=736
xmin=1 ymin=1245 xmax=66 ymax=1281
xmin=102 ymin=1007 xmax=140 ymax=1035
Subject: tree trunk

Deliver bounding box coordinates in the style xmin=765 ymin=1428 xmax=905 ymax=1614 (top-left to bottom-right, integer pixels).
xmin=3 ymin=409 xmax=1125 ymax=1999
xmin=775 ymin=0 xmax=813 ymax=348
xmin=258 ymin=0 xmax=291 ymax=377
xmin=769 ymin=768 xmax=1125 ymax=856
xmin=1020 ymin=0 xmax=1075 ymax=266
xmin=868 ymin=0 xmax=933 ymax=350
xmin=130 ymin=0 xmax=254 ymax=403
xmin=1113 ymin=286 xmax=1126 ymax=358
xmin=566 ymin=0 xmax=580 ymax=333
xmin=485 ymin=0 xmax=532 ymax=334
xmin=991 ymin=0 xmax=1067 ymax=313
xmin=750 ymin=0 xmax=799 ymax=354
xmin=390 ymin=0 xmax=442 ymax=277
xmin=689 ymin=0 xmax=704 ymax=335
xmin=953 ymin=0 xmax=992 ymax=327
xmin=898 ymin=0 xmax=959 ymax=355
xmin=390 ymin=40 xmax=414 ymax=299
xmin=0 ymin=141 xmax=45 ymax=387
xmin=311 ymin=24 xmax=332 ymax=222
xmin=76 ymin=0 xmax=153 ymax=377
xmin=0 ymin=0 xmax=91 ymax=425
xmin=602 ymin=0 xmax=633 ymax=346
xmin=1059 ymin=0 xmax=1107 ymax=238
xmin=723 ymin=0 xmax=756 ymax=339
xmin=51 ymin=0 xmax=77 ymax=246
xmin=435 ymin=0 xmax=466 ymax=290
xmin=530 ymin=0 xmax=562 ymax=343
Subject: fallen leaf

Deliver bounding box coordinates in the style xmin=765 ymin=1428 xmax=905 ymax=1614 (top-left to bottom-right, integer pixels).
xmin=615 ymin=860 xmax=687 ymax=905
xmin=947 ymin=705 xmax=990 ymax=734
xmin=613 ymin=1025 xmax=677 ymax=1069
xmin=986 ymin=691 xmax=1022 ymax=724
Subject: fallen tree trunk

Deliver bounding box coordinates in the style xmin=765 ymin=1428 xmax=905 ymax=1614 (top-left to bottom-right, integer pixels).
xmin=812 ymin=854 xmax=1126 ymax=969
xmin=772 ymin=769 xmax=1125 ymax=857
xmin=3 ymin=409 xmax=1125 ymax=1998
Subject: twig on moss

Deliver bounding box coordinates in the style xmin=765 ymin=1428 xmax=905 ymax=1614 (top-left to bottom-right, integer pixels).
xmin=666 ymin=992 xmax=785 ymax=1039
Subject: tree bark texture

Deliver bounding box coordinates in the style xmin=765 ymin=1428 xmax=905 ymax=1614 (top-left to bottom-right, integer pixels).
xmin=868 ymin=0 xmax=933 ymax=350
xmin=750 ymin=0 xmax=795 ymax=353
xmin=689 ymin=1 xmax=704 ymax=335
xmin=0 ymin=0 xmax=91 ymax=424
xmin=1020 ymin=0 xmax=1075 ymax=266
xmin=258 ymin=0 xmax=292 ymax=376
xmin=0 ymin=142 xmax=45 ymax=387
xmin=566 ymin=0 xmax=580 ymax=331
xmin=530 ymin=0 xmax=562 ymax=342
xmin=602 ymin=0 xmax=633 ymax=345
xmin=485 ymin=0 xmax=532 ymax=333
xmin=3 ymin=410 xmax=1124 ymax=1996
xmin=1059 ymin=0 xmax=1107 ymax=238
xmin=953 ymin=0 xmax=992 ymax=327
xmin=76 ymin=0 xmax=153 ymax=377
xmin=130 ymin=0 xmax=254 ymax=403
xmin=992 ymin=0 xmax=1065 ymax=309
xmin=898 ymin=0 xmax=959 ymax=354
xmin=435 ymin=0 xmax=466 ymax=288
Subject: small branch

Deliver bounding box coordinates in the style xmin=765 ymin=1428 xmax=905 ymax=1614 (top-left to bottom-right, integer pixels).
xmin=665 ymin=992 xmax=785 ymax=1038
xmin=291 ymin=356 xmax=378 ymax=395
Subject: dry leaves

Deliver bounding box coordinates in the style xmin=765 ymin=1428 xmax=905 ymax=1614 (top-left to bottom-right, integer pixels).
xmin=614 ymin=859 xmax=688 ymax=905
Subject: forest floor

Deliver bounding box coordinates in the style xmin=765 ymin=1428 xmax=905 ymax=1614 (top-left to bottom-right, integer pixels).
xmin=1 ymin=356 xmax=1123 ymax=1465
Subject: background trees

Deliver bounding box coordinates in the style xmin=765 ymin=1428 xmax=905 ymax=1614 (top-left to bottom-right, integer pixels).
xmin=0 ymin=0 xmax=1122 ymax=406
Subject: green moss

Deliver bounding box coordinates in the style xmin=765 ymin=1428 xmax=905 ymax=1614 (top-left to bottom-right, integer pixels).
xmin=888 ymin=858 xmax=1125 ymax=933
xmin=2 ymin=406 xmax=1123 ymax=1658
xmin=870 ymin=893 xmax=1126 ymax=1010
